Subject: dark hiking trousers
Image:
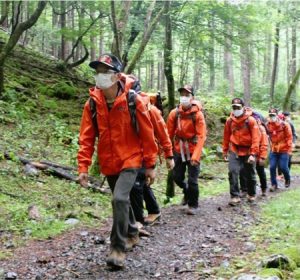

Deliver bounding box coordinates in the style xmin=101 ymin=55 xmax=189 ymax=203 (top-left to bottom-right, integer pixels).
xmin=107 ymin=168 xmax=139 ymax=252
xmin=228 ymin=152 xmax=256 ymax=198
xmin=173 ymin=152 xmax=200 ymax=208
xmin=256 ymin=164 xmax=267 ymax=191
xmin=240 ymin=163 xmax=267 ymax=192
xmin=130 ymin=168 xmax=160 ymax=224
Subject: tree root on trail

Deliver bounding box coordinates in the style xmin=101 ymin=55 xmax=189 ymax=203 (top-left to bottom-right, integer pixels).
xmin=3 ymin=151 xmax=110 ymax=194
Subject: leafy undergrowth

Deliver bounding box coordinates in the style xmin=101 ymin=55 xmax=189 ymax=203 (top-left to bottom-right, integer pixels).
xmin=215 ymin=187 xmax=300 ymax=279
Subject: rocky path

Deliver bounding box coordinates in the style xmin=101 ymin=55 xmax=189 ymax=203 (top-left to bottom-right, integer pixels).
xmin=1 ymin=178 xmax=299 ymax=280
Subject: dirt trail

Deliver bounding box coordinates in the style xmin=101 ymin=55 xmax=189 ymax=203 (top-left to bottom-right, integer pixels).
xmin=1 ymin=177 xmax=299 ymax=280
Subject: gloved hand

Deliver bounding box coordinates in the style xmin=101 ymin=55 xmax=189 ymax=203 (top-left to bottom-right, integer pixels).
xmin=247 ymin=155 xmax=256 ymax=164
xmin=258 ymin=159 xmax=265 ymax=166
xmin=145 ymin=168 xmax=156 ymax=186
xmin=166 ymin=158 xmax=175 ymax=170
xmin=77 ymin=172 xmax=88 ymax=188
xmin=190 ymin=160 xmax=199 ymax=166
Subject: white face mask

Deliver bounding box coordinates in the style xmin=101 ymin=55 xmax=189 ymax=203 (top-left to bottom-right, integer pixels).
xmin=180 ymin=96 xmax=192 ymax=107
xmin=94 ymin=73 xmax=116 ymax=89
xmin=270 ymin=116 xmax=277 ymax=122
xmin=233 ymin=109 xmax=243 ymax=117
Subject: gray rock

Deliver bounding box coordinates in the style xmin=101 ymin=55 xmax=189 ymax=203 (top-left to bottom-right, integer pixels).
xmin=5 ymin=272 xmax=17 ymax=279
xmin=221 ymin=260 xmax=230 ymax=268
xmin=230 ymin=274 xmax=261 ymax=280
xmin=244 ymin=242 xmax=256 ymax=252
xmin=24 ymin=164 xmax=39 ymax=177
xmin=263 ymin=254 xmax=291 ymax=269
xmin=64 ymin=218 xmax=79 ymax=225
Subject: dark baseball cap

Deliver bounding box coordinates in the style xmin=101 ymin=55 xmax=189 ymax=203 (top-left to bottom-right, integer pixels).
xmin=89 ymin=53 xmax=122 ymax=72
xmin=269 ymin=108 xmax=278 ymax=116
xmin=231 ymin=98 xmax=244 ymax=107
xmin=178 ymin=85 xmax=194 ymax=95
xmin=282 ymin=111 xmax=290 ymax=116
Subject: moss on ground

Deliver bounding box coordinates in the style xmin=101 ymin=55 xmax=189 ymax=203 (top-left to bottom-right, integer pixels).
xmin=258 ymin=268 xmax=283 ymax=279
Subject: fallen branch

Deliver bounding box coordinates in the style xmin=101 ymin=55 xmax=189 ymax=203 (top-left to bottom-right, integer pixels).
xmin=3 ymin=151 xmax=110 ymax=194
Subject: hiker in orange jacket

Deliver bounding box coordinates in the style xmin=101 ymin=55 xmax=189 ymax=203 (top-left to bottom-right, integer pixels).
xmin=223 ymin=98 xmax=260 ymax=205
xmin=266 ymin=108 xmax=292 ymax=191
xmin=130 ymin=89 xmax=174 ymax=225
xmin=240 ymin=111 xmax=269 ymax=197
xmin=77 ymin=53 xmax=157 ymax=269
xmin=167 ymin=85 xmax=206 ymax=215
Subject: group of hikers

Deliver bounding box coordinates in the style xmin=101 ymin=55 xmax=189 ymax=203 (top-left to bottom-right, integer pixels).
xmin=77 ymin=53 xmax=297 ymax=269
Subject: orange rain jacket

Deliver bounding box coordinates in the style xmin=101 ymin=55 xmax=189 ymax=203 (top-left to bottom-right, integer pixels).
xmin=140 ymin=93 xmax=173 ymax=159
xmin=167 ymin=101 xmax=206 ymax=163
xmin=257 ymin=121 xmax=269 ymax=160
xmin=223 ymin=110 xmax=260 ymax=156
xmin=266 ymin=119 xmax=292 ymax=154
xmin=77 ymin=75 xmax=157 ymax=176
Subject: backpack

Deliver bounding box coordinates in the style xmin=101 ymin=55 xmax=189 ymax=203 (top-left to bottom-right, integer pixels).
xmin=174 ymin=101 xmax=203 ymax=144
xmin=175 ymin=101 xmax=203 ymax=130
xmin=89 ymin=76 xmax=160 ymax=136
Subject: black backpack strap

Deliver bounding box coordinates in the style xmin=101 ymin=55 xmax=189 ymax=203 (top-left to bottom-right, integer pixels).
xmin=127 ymin=89 xmax=139 ymax=134
xmin=89 ymin=97 xmax=99 ymax=137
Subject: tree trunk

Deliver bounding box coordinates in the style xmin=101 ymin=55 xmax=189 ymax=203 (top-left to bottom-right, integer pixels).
xmin=263 ymin=33 xmax=272 ymax=84
xmin=240 ymin=31 xmax=251 ymax=106
xmin=193 ymin=57 xmax=200 ymax=91
xmin=52 ymin=6 xmax=58 ymax=57
xmin=208 ymin=16 xmax=215 ymax=91
xmin=150 ymin=59 xmax=154 ymax=89
xmin=163 ymin=1 xmax=175 ymax=112
xmin=283 ymin=66 xmax=300 ymax=111
xmin=224 ymin=24 xmax=234 ymax=96
xmin=126 ymin=5 xmax=164 ymax=74
xmin=60 ymin=0 xmax=66 ymax=60
xmin=0 ymin=1 xmax=10 ymax=28
xmin=286 ymin=28 xmax=290 ymax=84
xmin=291 ymin=25 xmax=297 ymax=110
xmin=270 ymin=20 xmax=280 ymax=104
xmin=111 ymin=0 xmax=132 ymax=59
xmin=157 ymin=52 xmax=161 ymax=91
xmin=0 ymin=1 xmax=47 ymax=96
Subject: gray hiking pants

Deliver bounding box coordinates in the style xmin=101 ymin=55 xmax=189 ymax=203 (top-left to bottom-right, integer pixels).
xmin=107 ymin=168 xmax=139 ymax=252
xmin=228 ymin=152 xmax=256 ymax=197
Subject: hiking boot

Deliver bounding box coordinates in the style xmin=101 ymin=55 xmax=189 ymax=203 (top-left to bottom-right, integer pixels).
xmin=285 ymin=180 xmax=290 ymax=188
xmin=186 ymin=207 xmax=198 ymax=215
xmin=247 ymin=195 xmax=256 ymax=203
xmin=228 ymin=197 xmax=241 ymax=206
xmin=181 ymin=196 xmax=188 ymax=206
xmin=240 ymin=191 xmax=248 ymax=198
xmin=261 ymin=189 xmax=267 ymax=197
xmin=269 ymin=185 xmax=277 ymax=192
xmin=125 ymin=234 xmax=140 ymax=251
xmin=144 ymin=213 xmax=161 ymax=225
xmin=106 ymin=250 xmax=125 ymax=268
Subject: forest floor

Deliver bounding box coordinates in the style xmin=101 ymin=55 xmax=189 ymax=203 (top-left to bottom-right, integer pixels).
xmin=1 ymin=177 xmax=299 ymax=280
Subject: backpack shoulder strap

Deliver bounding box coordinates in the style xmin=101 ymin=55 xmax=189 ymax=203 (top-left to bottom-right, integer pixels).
xmin=127 ymin=89 xmax=139 ymax=134
xmin=89 ymin=97 xmax=99 ymax=137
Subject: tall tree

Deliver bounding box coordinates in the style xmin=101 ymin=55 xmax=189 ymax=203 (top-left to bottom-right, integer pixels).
xmin=0 ymin=1 xmax=10 ymax=28
xmin=125 ymin=3 xmax=164 ymax=74
xmin=0 ymin=1 xmax=47 ymax=95
xmin=224 ymin=23 xmax=234 ymax=96
xmin=163 ymin=0 xmax=175 ymax=112
xmin=270 ymin=12 xmax=280 ymax=104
